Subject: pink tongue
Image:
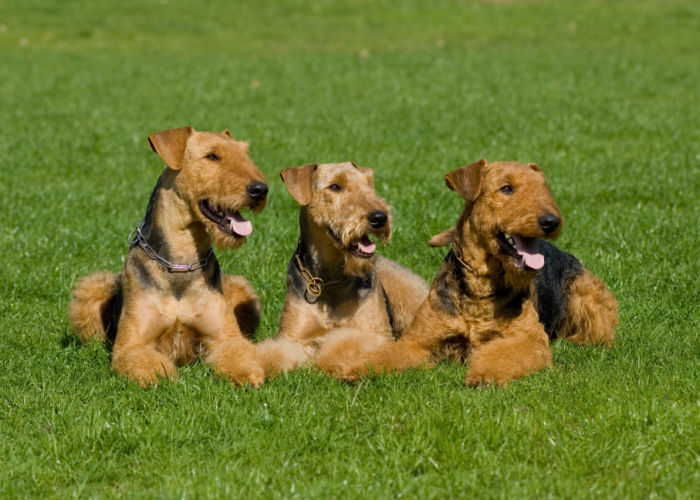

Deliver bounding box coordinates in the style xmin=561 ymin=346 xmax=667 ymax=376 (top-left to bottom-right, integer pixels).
xmin=229 ymin=212 xmax=252 ymax=237
xmin=358 ymin=236 xmax=376 ymax=255
xmin=513 ymin=235 xmax=544 ymax=270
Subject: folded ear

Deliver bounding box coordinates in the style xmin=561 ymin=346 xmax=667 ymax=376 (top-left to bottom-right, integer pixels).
xmin=222 ymin=129 xmax=232 ymax=138
xmin=444 ymin=158 xmax=486 ymax=202
xmin=528 ymin=162 xmax=541 ymax=172
xmin=148 ymin=126 xmax=194 ymax=170
xmin=428 ymin=227 xmax=457 ymax=247
xmin=358 ymin=167 xmax=374 ymax=189
xmin=280 ymin=163 xmax=318 ymax=206
xmin=347 ymin=161 xmax=375 ymax=189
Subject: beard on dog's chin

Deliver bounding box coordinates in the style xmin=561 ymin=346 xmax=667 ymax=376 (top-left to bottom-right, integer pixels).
xmin=342 ymin=251 xmax=376 ymax=277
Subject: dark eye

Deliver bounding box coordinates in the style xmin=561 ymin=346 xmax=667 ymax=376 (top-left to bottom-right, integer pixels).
xmin=206 ymin=153 xmax=220 ymax=161
xmin=500 ymin=185 xmax=514 ymax=194
xmin=328 ymin=184 xmax=341 ymax=191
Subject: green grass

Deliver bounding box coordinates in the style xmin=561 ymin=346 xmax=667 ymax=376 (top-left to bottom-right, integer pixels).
xmin=1 ymin=0 xmax=698 ymax=497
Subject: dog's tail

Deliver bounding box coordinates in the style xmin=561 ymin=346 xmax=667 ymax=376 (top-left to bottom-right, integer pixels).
xmin=69 ymin=271 xmax=121 ymax=343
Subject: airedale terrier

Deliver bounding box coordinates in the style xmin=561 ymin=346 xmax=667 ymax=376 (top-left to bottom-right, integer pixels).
xmin=318 ymin=159 xmax=618 ymax=386
xmin=69 ymin=126 xmax=268 ymax=387
xmin=256 ymin=162 xmax=429 ymax=373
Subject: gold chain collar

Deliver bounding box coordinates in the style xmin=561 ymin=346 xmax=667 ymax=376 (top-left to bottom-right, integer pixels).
xmin=294 ymin=252 xmax=351 ymax=300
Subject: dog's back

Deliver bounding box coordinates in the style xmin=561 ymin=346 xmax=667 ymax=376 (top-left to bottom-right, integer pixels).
xmin=533 ymin=241 xmax=617 ymax=346
xmin=533 ymin=241 xmax=582 ymax=338
xmin=375 ymin=256 xmax=429 ymax=337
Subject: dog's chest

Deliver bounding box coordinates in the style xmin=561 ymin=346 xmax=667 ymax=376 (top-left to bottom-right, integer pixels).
xmin=161 ymin=265 xmax=220 ymax=299
xmin=460 ymin=293 xmax=536 ymax=344
xmin=126 ymin=252 xmax=220 ymax=298
xmin=163 ymin=273 xmax=197 ymax=299
xmin=317 ymin=292 xmax=380 ymax=328
xmin=158 ymin=320 xmax=200 ymax=364
xmin=286 ymin=289 xmax=391 ymax=342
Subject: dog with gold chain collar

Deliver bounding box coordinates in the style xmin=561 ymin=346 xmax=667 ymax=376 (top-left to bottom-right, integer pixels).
xmin=256 ymin=162 xmax=429 ymax=374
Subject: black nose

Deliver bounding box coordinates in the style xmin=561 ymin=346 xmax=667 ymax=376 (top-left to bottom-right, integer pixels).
xmin=368 ymin=210 xmax=388 ymax=230
xmin=246 ymin=181 xmax=268 ymax=202
xmin=538 ymin=213 xmax=560 ymax=234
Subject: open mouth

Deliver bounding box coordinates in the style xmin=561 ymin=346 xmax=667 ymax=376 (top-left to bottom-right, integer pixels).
xmin=497 ymin=232 xmax=544 ymax=270
xmin=199 ymin=200 xmax=253 ymax=238
xmin=327 ymin=229 xmax=378 ymax=259
xmin=348 ymin=235 xmax=378 ymax=258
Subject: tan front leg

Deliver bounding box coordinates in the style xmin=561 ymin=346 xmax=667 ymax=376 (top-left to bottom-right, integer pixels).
xmin=111 ymin=297 xmax=177 ymax=387
xmin=465 ymin=307 xmax=552 ymax=387
xmin=317 ymin=333 xmax=429 ymax=382
xmin=257 ymin=296 xmax=322 ymax=374
xmin=318 ymin=296 xmax=458 ymax=381
xmin=186 ymin=294 xmax=264 ymax=388
xmin=256 ymin=337 xmax=312 ymax=375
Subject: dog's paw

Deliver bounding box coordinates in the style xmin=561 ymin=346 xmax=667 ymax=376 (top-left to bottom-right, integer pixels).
xmin=245 ymin=367 xmax=265 ymax=389
xmin=464 ymin=369 xmax=496 ymax=388
xmin=316 ymin=351 xmax=369 ymax=382
xmin=215 ymin=362 xmax=265 ymax=388
xmin=232 ymin=364 xmax=265 ymax=389
xmin=326 ymin=363 xmax=366 ymax=382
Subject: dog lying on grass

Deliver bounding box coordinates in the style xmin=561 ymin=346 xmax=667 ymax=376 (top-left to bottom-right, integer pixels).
xmin=69 ymin=126 xmax=268 ymax=387
xmin=318 ymin=159 xmax=618 ymax=386
xmin=256 ymin=162 xmax=429 ymax=374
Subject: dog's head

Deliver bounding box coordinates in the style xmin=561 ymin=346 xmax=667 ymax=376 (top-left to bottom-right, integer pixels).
xmin=442 ymin=159 xmax=562 ymax=277
xmin=281 ymin=162 xmax=391 ymax=276
xmin=148 ymin=126 xmax=267 ymax=250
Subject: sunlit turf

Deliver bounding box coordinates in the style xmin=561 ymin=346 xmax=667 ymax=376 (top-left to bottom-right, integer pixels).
xmin=0 ymin=0 xmax=698 ymax=497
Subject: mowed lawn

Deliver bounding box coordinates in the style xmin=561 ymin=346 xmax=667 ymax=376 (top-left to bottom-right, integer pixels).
xmin=0 ymin=0 xmax=698 ymax=497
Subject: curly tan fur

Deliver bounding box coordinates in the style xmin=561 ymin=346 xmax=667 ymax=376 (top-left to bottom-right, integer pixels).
xmin=257 ymin=162 xmax=429 ymax=375
xmin=319 ymin=159 xmax=616 ymax=387
xmin=69 ymin=127 xmax=267 ymax=387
